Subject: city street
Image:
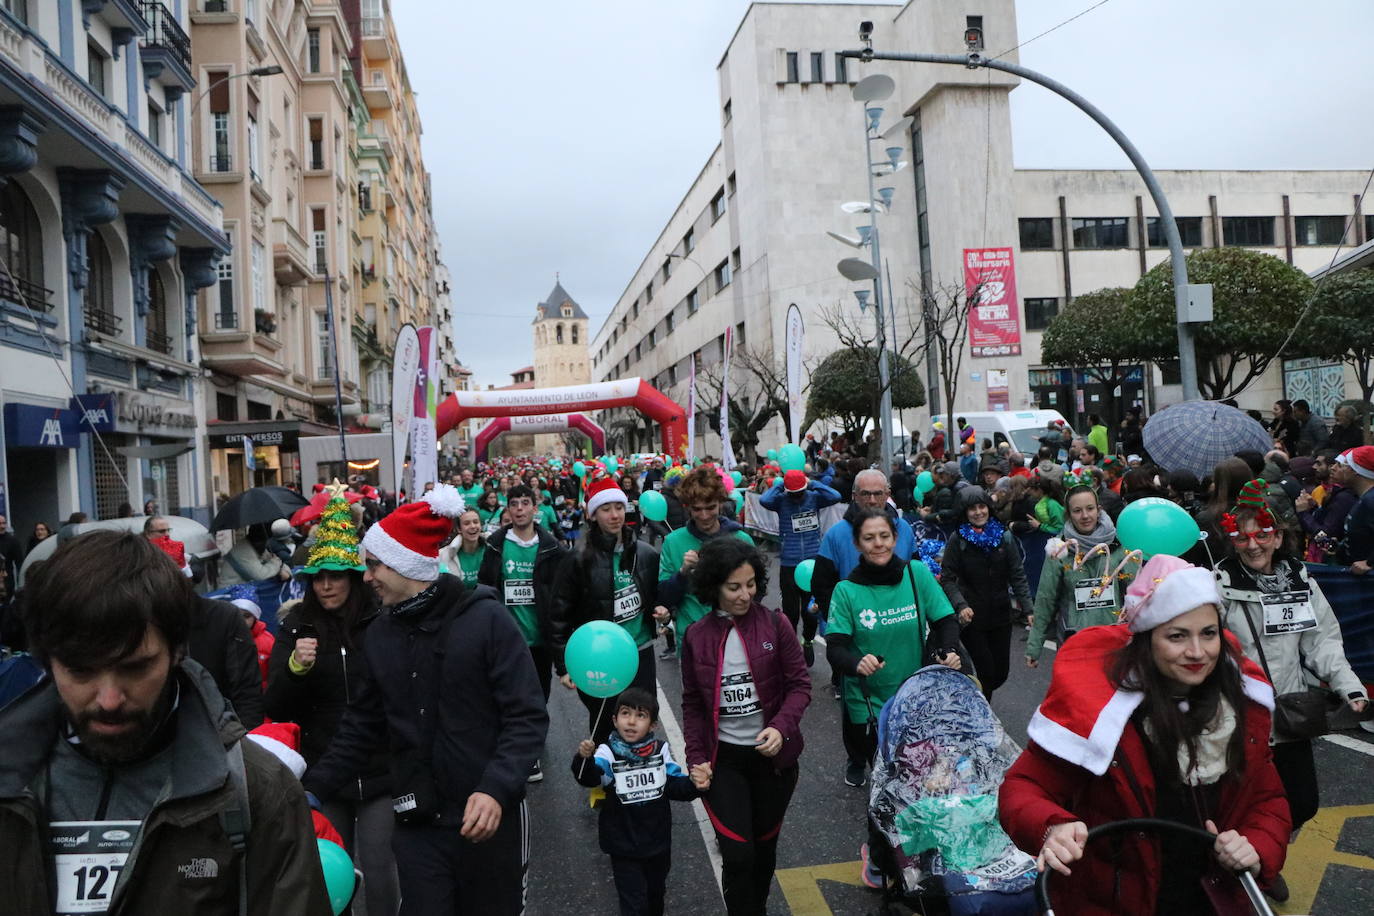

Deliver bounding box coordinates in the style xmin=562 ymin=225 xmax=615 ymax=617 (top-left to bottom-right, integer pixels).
xmin=527 ymin=552 xmax=1374 ymax=915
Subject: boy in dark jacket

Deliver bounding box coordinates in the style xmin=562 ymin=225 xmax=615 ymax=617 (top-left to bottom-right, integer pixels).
xmin=572 ymin=687 xmax=709 ymax=916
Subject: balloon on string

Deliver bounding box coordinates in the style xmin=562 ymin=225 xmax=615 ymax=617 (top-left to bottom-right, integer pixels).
xmin=1116 ymin=497 xmax=1201 ymax=558
xmin=793 ymin=558 xmax=816 ymax=592
xmin=766 ymin=449 xmax=779 ymax=462
xmin=572 ymin=461 xmax=586 ymax=478
xmin=565 ymin=621 xmax=640 ymax=698
xmin=317 ymin=839 xmax=356 ymax=915
xmin=639 ymin=489 xmax=668 ymax=522
xmin=916 ymin=471 xmax=935 ymax=493
xmin=604 ymin=455 xmax=619 ymax=474
xmin=778 ymin=444 xmax=806 ymax=472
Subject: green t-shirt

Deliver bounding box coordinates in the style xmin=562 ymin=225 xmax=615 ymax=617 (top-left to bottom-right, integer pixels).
xmin=537 ymin=504 xmax=558 ymax=533
xmin=454 ymin=546 xmax=483 ymax=590
xmin=478 ymin=507 xmax=503 ymax=534
xmin=501 ymin=538 xmax=541 ymax=646
xmin=612 ymin=553 xmax=650 ymax=648
xmin=658 ymin=526 xmax=756 ymax=639
xmin=458 ymin=483 xmax=486 ymax=506
xmin=828 ymin=562 xmax=955 ymax=723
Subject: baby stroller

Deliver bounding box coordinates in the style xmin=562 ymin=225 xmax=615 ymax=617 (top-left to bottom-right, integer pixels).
xmin=867 ymin=665 xmax=1038 ymax=915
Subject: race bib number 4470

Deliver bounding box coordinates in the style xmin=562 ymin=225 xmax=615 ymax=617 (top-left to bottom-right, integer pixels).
xmin=49 ymin=820 xmax=140 ymax=914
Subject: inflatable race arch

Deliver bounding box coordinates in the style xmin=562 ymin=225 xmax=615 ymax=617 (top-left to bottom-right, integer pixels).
xmin=473 ymin=413 xmax=606 ymax=463
xmin=437 ymin=378 xmax=687 ymax=457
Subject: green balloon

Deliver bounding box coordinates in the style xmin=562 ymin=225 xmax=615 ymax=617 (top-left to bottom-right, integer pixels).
xmin=317 ymin=839 xmax=356 ymax=915
xmin=773 ymin=476 xmax=783 ymax=488
xmin=730 ymin=490 xmax=744 ymax=510
xmin=605 ymin=455 xmax=619 ymax=473
xmin=731 ymin=471 xmax=743 ymax=487
xmin=916 ymin=471 xmax=935 ymax=493
xmin=794 ymin=558 xmax=816 ymax=592
xmin=572 ymin=461 xmax=587 ymax=478
xmin=766 ymin=449 xmax=779 ymax=462
xmin=1116 ymin=497 xmax=1200 ymax=558
xmin=565 ymin=621 xmax=641 ymax=698
xmin=779 ymin=443 xmax=806 ymax=472
xmin=639 ymin=489 xmax=668 ymax=522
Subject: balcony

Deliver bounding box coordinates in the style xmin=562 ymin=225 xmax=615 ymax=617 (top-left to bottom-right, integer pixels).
xmin=357 ymin=183 xmax=373 ymax=212
xmin=145 ymin=328 xmax=174 ymax=355
xmin=361 ymin=16 xmax=390 ymax=59
xmin=138 ymin=2 xmax=195 ymax=92
xmin=208 ymin=153 xmax=233 ymax=173
xmin=212 ymin=310 xmax=239 ymax=331
xmin=200 ymin=327 xmax=285 ymax=378
xmin=0 ymin=274 xmax=55 ymax=314
xmin=272 ymin=217 xmax=312 ymax=286
xmin=363 ymin=73 xmax=393 ymax=110
xmin=84 ymin=306 xmax=122 ymax=336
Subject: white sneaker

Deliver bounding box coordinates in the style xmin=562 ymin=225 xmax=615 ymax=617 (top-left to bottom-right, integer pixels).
xmin=527 ymin=760 xmax=543 ymax=783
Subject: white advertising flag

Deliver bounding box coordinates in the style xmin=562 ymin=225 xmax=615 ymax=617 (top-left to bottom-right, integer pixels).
xmin=390 ymin=324 xmax=421 ymax=494
xmin=409 ymin=327 xmax=439 ymax=493
xmin=785 ymin=304 xmax=805 ymax=444
xmin=686 ymin=358 xmax=697 ymax=462
xmin=719 ymin=326 xmax=735 ymax=470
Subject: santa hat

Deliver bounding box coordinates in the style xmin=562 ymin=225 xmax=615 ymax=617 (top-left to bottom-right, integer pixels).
xmin=783 ymin=469 xmax=808 ymax=492
xmin=1347 ymin=445 xmax=1374 ymax=480
xmin=1121 ymin=554 xmax=1222 ymax=633
xmin=586 ymin=477 xmax=628 ymax=515
xmin=361 ymin=483 xmax=466 ymax=581
xmin=247 ymin=722 xmax=306 ymax=779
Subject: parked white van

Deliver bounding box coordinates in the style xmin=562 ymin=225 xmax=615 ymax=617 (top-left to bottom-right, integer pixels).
xmin=935 ymin=410 xmax=1075 ymax=461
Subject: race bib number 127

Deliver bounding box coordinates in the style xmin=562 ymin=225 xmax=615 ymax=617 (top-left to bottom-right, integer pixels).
xmin=49 ymin=820 xmax=140 ymax=914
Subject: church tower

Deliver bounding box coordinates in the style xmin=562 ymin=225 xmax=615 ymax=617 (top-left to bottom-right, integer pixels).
xmin=532 ymin=278 xmax=590 ymax=454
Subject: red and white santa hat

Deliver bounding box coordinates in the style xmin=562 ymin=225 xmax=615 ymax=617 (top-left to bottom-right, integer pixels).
xmin=586 ymin=477 xmax=628 ymax=515
xmin=783 ymin=469 xmax=808 ymax=492
xmin=247 ymin=721 xmax=307 ymax=779
xmin=1121 ymin=554 xmax=1222 ymax=633
xmin=1342 ymin=445 xmax=1374 ymax=480
xmin=361 ymin=483 xmax=466 ymax=581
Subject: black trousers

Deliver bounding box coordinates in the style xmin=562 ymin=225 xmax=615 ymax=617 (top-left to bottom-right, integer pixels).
xmin=576 ymin=645 xmax=657 ymax=745
xmin=702 ymin=742 xmax=799 ymax=915
xmin=609 ymin=851 xmax=671 ymax=916
xmin=390 ymin=801 xmax=528 ymax=916
xmin=1272 ymin=738 xmax=1319 ymax=829
xmin=960 ymin=624 xmax=1012 ymax=700
xmin=778 ymin=567 xmax=818 ymax=643
xmin=529 ymin=644 xmax=553 ymax=701
xmin=840 ymin=702 xmax=879 ymax=768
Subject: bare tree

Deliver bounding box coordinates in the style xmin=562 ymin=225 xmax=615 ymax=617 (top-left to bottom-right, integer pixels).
xmin=904 ymin=279 xmax=974 ymax=435
xmin=813 ymin=297 xmax=928 ymax=442
xmin=696 ymin=345 xmax=792 ymax=460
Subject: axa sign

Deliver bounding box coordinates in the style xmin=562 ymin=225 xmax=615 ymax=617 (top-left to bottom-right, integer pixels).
xmin=3 ymin=403 xmax=80 ymax=449
xmin=72 ymin=394 xmax=116 ymax=433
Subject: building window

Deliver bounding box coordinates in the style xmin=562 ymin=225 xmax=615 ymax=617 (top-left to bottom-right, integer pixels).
xmin=2 ymin=0 xmax=28 ymax=25
xmin=244 ymin=0 xmax=258 ymax=25
xmin=307 ymin=28 xmax=321 ymax=73
xmin=731 ymin=247 xmax=741 ymax=271
xmin=216 ymin=393 xmax=238 ymax=421
xmin=686 ymin=289 xmax=699 ymax=315
xmin=246 ymin=112 xmax=260 ymax=181
xmin=0 ymin=179 xmax=45 ymax=309
xmin=1024 ymin=297 xmax=1059 ymax=331
xmin=87 ymin=42 xmax=107 ymax=98
xmin=631 ymin=299 xmax=639 ymax=319
xmin=312 ymin=208 xmax=327 ymax=274
xmin=1294 ymin=216 xmax=1347 ymax=247
xmin=208 ymin=69 xmax=231 ymax=171
xmin=711 ymin=188 xmax=726 ymax=222
xmin=722 ymin=99 xmax=731 ymax=124
xmin=83 ymin=230 xmax=115 ymax=332
xmin=146 ymin=102 xmax=163 ymax=149
xmin=1222 ymin=216 xmax=1276 ymax=247
xmin=662 ymin=259 xmax=672 ymax=282
xmin=1365 ymin=214 xmax=1374 ymax=242
xmin=784 ymin=52 xmax=799 ymax=83
xmin=810 ymin=52 xmax=824 ymax=83
xmin=1018 ymin=218 xmax=1054 ymax=250
xmin=313 ymin=312 xmax=334 ymax=379
xmin=713 ymin=259 xmax=731 ymax=292
xmin=1070 ymin=217 xmax=1129 ymax=249
xmin=145 ymin=269 xmax=172 ymax=354
xmin=571 ymin=325 xmax=579 ymax=344
xmin=309 ymin=117 xmax=324 ymax=170
xmin=683 ymin=227 xmax=694 ymax=253
xmin=736 ymin=321 xmax=746 ymax=347
xmin=556 ymin=323 xmax=564 ymax=344
xmin=665 ymin=312 xmax=675 ymax=335
xmin=251 ymin=240 xmax=266 ymax=314
xmin=834 ymin=52 xmax=848 ymax=83
xmin=215 ymin=234 xmax=236 ymax=328
xmin=647 ymin=329 xmax=656 ymax=349
xmin=1146 ymin=216 xmax=1203 ymax=248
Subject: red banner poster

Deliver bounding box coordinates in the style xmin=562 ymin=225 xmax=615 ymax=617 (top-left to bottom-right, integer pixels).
xmin=964 ymin=247 xmax=1022 ymax=358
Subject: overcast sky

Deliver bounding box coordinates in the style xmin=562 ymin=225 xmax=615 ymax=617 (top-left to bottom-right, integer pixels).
xmin=391 ymin=0 xmax=1374 ymax=387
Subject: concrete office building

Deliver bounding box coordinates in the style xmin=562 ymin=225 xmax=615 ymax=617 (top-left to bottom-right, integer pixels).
xmin=591 ymin=0 xmax=1369 ymax=458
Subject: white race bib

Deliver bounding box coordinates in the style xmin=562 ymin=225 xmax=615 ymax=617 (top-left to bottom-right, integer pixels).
xmin=504 ymin=579 xmax=535 ymax=606
xmin=1073 ymin=581 xmax=1116 ymax=613
xmin=652 ymin=481 xmax=663 ymax=491
xmin=49 ymin=820 xmax=140 ymax=914
xmin=612 ymin=584 xmax=642 ymax=624
xmin=1262 ymin=591 xmax=1317 ymax=635
xmin=791 ymin=511 xmax=819 ymax=533
xmin=611 ymin=754 xmax=667 ymax=803
xmin=720 ymin=672 xmax=761 ymax=717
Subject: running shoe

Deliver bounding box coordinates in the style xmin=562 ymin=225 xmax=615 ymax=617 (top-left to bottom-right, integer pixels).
xmin=859 ymin=843 xmax=884 ymax=889
xmin=1264 ymin=874 xmax=1289 ymax=903
xmin=803 ymin=641 xmax=815 ymax=667
xmin=527 ymin=760 xmax=543 ymax=783
xmin=845 ymin=762 xmax=866 ymax=788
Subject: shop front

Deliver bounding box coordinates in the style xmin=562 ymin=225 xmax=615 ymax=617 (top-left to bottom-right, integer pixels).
xmin=1 ymin=401 xmax=80 ymax=535
xmin=83 ymin=386 xmax=201 ymax=520
xmin=206 ymin=419 xmax=339 ymax=501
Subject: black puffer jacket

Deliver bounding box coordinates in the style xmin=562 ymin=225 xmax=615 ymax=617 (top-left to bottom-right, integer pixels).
xmin=940 ymin=527 xmax=1033 ymax=631
xmin=549 ymin=529 xmax=659 ymax=675
xmin=190 ymin=597 xmax=264 ymax=729
xmin=264 ymin=600 xmax=390 ymax=800
xmin=477 ymin=524 xmax=565 ymax=645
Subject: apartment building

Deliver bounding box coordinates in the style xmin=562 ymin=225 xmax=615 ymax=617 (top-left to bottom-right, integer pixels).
xmin=593 ymin=1 xmax=1368 ymax=457
xmin=0 ymin=1 xmax=228 ymax=531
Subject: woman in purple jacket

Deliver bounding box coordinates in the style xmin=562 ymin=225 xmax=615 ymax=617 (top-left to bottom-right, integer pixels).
xmin=680 ymin=537 xmax=812 ymax=915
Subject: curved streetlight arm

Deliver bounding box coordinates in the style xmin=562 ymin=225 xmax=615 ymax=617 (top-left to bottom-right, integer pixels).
xmin=188 ymin=66 xmax=284 ymax=119
xmin=840 ymin=48 xmax=1200 ymax=401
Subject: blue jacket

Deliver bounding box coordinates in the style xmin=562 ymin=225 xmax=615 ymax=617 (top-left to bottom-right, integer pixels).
xmin=959 ymin=453 xmax=980 ymax=485
xmin=759 ymin=480 xmax=842 ymax=566
xmin=810 ymin=504 xmax=916 ymax=615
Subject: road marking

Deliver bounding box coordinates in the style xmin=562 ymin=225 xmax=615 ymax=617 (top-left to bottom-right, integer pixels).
xmin=775 ymin=860 xmax=865 ymax=915
xmin=1279 ymin=802 xmax=1374 ymax=914
xmin=1320 ymin=733 xmax=1374 ymax=757
xmin=655 ymin=681 xmax=725 ymax=897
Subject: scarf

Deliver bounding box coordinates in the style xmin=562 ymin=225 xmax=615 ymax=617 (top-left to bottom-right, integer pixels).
xmin=958 ymin=518 xmax=1006 ymax=553
xmin=1068 ymin=512 xmax=1117 ymax=551
xmin=1143 ymin=695 xmax=1238 ymax=786
xmin=849 ymin=556 xmax=908 ymax=587
xmin=608 ymin=730 xmax=659 ymax=761
xmin=390 ymin=581 xmax=441 ymax=619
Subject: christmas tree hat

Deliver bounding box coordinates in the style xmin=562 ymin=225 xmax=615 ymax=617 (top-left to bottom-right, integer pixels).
xmin=303 ymin=480 xmax=366 ymax=574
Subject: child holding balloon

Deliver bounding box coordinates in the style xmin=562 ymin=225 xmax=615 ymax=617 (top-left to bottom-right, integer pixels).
xmin=573 ymin=687 xmax=712 ymax=916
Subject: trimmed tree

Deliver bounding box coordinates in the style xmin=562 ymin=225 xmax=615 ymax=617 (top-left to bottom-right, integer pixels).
xmin=805 ymin=346 xmax=926 ymax=442
xmin=1300 ymin=267 xmax=1374 ymax=403
xmin=1132 ymin=248 xmax=1313 ymax=399
xmin=1039 ymin=287 xmax=1161 ymax=426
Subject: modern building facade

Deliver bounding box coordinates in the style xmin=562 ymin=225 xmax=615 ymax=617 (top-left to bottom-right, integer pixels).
xmin=0 ymin=0 xmax=228 ymax=532
xmin=591 ymin=1 xmax=1370 ymax=458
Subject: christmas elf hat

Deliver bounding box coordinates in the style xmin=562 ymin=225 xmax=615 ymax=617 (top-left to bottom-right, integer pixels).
xmin=303 ymin=480 xmax=366 ymax=574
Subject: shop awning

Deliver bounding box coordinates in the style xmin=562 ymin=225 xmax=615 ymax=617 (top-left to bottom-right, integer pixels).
xmin=116 ymin=443 xmax=196 ymax=460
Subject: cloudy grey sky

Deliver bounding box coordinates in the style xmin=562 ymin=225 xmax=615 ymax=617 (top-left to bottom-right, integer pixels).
xmin=391 ymin=0 xmax=1374 ymax=387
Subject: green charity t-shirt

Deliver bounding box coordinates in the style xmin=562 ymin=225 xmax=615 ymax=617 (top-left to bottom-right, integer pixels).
xmin=827 ymin=563 xmax=954 ymax=723
xmin=458 ymin=483 xmax=486 ymax=506
xmin=537 ymin=504 xmax=558 ymax=532
xmin=455 ymin=547 xmax=483 ymax=589
xmin=658 ymin=527 xmax=756 ymax=639
xmin=612 ymin=557 xmax=650 ymax=647
xmin=500 ymin=538 xmax=541 ymax=646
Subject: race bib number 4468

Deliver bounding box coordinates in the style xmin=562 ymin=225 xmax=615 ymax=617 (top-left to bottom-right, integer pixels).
xmin=49 ymin=820 xmax=140 ymax=914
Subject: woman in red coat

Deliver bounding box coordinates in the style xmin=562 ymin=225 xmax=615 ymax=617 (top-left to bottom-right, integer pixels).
xmin=999 ymin=554 xmax=1290 ymax=915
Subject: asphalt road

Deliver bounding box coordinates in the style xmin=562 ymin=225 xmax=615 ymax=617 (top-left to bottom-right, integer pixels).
xmin=524 ymin=550 xmax=1374 ymax=915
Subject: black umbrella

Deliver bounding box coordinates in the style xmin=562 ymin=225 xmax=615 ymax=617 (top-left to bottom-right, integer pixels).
xmin=212 ymin=486 xmax=310 ymax=531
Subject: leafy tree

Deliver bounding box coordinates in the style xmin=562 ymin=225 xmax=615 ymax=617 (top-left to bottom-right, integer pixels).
xmin=1300 ymin=268 xmax=1374 ymax=403
xmin=805 ymin=346 xmax=925 ymax=442
xmin=1040 ymin=287 xmax=1154 ymax=426
xmin=1132 ymin=248 xmax=1313 ymax=399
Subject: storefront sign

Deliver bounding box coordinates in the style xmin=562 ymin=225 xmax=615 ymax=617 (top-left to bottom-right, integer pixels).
xmin=106 ymin=390 xmax=197 ymax=438
xmin=3 ymin=403 xmax=80 ymax=448
xmin=964 ymin=247 xmax=1022 ymax=358
xmin=71 ymin=394 xmax=116 ymax=433
xmin=206 ymin=426 xmax=302 ymax=450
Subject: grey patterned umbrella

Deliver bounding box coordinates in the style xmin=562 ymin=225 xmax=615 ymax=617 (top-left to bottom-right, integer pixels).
xmin=1141 ymin=400 xmax=1275 ymax=478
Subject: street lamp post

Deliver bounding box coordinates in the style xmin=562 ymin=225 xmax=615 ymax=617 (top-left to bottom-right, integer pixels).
xmin=188 ymin=65 xmax=283 ymax=118
xmin=840 ymin=36 xmax=1205 ymax=401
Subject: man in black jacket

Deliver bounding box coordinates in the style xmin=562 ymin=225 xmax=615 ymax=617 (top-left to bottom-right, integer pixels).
xmin=304 ymin=484 xmax=548 ymax=916
xmin=190 ymin=596 xmax=265 ymax=728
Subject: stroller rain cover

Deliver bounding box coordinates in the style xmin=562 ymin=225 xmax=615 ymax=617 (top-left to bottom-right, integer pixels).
xmin=870 ymin=665 xmax=1037 ymax=907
